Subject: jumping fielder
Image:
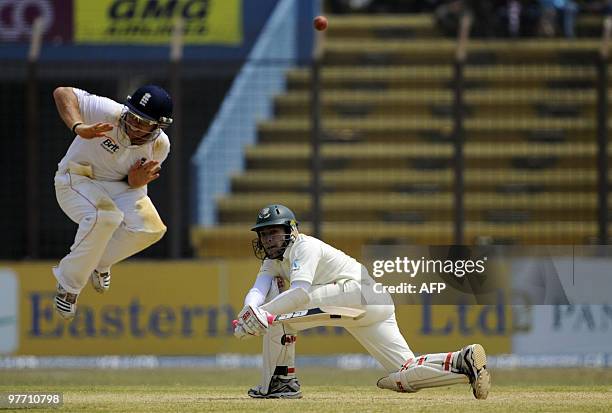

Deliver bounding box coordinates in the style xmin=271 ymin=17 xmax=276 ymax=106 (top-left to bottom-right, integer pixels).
xmin=51 ymin=85 xmax=173 ymax=320
xmin=234 ymin=204 xmax=491 ymax=399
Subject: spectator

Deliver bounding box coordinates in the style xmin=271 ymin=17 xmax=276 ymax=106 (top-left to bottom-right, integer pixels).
xmin=496 ymin=1 xmax=542 ymax=38
xmin=538 ymin=0 xmax=579 ymax=38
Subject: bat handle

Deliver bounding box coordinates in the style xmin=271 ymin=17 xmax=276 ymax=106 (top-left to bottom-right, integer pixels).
xmin=232 ymin=314 xmax=276 ymax=329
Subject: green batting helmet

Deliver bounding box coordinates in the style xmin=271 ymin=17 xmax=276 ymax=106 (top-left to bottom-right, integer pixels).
xmin=251 ymin=205 xmax=299 ymax=260
xmin=251 ymin=204 xmax=299 ymax=232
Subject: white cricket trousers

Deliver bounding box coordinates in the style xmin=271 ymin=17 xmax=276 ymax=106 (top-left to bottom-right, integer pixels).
xmin=53 ymin=171 xmax=167 ymax=294
xmin=260 ymin=278 xmax=468 ymax=392
xmin=267 ymin=279 xmax=416 ymax=373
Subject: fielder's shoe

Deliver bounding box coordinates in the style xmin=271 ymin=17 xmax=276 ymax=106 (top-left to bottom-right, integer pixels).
xmin=91 ymin=270 xmax=111 ymax=293
xmin=54 ymin=283 xmax=78 ymax=320
xmin=248 ymin=376 xmax=302 ymax=399
xmin=459 ymin=343 xmax=491 ymax=400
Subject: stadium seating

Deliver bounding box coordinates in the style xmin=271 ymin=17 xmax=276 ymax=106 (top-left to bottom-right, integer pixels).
xmin=192 ymin=12 xmax=610 ymax=259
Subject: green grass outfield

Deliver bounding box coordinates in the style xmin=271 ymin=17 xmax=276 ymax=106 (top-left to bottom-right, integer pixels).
xmin=1 ymin=368 xmax=611 ymax=412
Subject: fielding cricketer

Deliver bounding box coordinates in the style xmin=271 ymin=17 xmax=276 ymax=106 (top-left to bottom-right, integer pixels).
xmin=234 ymin=204 xmax=491 ymax=399
xmin=51 ymin=85 xmax=173 ymax=320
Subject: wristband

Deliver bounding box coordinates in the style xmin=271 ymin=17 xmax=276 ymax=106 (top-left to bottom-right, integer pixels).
xmin=71 ymin=122 xmax=83 ymax=135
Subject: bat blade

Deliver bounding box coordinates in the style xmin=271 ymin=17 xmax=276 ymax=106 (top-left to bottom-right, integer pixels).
xmin=232 ymin=306 xmax=365 ymax=328
xmin=272 ymin=306 xmax=365 ymax=324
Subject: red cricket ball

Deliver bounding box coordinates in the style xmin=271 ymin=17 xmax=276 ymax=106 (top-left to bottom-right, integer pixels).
xmin=313 ymin=15 xmax=328 ymax=31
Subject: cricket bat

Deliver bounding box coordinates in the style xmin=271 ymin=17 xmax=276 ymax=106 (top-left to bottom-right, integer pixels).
xmin=232 ymin=306 xmax=365 ymax=328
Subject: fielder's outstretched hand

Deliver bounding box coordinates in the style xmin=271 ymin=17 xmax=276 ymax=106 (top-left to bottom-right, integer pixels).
xmin=236 ymin=305 xmax=269 ymax=337
xmin=127 ymin=160 xmax=160 ymax=188
xmin=74 ymin=122 xmax=114 ymax=139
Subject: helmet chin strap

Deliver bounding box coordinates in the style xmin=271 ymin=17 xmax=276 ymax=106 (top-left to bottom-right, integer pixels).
xmin=265 ymin=235 xmax=293 ymax=260
xmin=261 ymin=230 xmax=297 ymax=260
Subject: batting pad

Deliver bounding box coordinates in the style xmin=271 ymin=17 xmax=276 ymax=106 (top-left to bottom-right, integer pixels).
xmin=385 ymin=353 xmax=468 ymax=392
xmin=260 ymin=278 xmax=298 ymax=394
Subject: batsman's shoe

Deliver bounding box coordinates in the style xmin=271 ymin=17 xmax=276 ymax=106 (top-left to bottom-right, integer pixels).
xmin=91 ymin=270 xmax=111 ymax=293
xmin=248 ymin=376 xmax=302 ymax=399
xmin=460 ymin=344 xmax=490 ymax=400
xmin=54 ymin=283 xmax=78 ymax=320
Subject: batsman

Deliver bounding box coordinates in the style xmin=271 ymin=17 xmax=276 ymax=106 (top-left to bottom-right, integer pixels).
xmin=234 ymin=204 xmax=491 ymax=399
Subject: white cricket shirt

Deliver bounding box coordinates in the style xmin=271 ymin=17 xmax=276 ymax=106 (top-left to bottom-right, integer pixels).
xmin=256 ymin=234 xmax=363 ymax=286
xmin=57 ymin=88 xmax=170 ymax=181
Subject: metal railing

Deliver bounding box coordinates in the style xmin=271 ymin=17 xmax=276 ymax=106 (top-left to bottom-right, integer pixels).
xmin=192 ymin=0 xmax=298 ymax=227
